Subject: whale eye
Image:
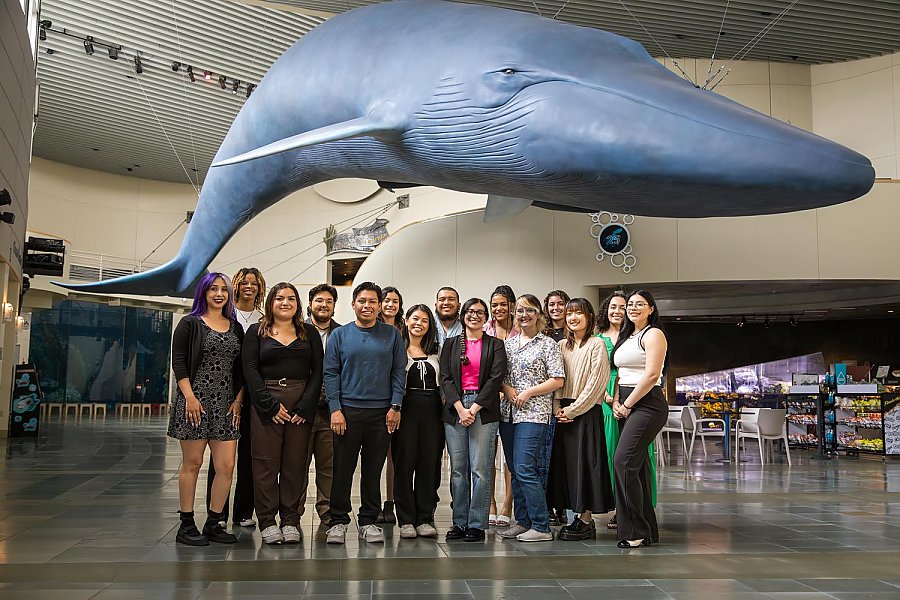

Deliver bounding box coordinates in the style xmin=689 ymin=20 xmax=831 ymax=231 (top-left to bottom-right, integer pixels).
xmin=501 ymin=68 xmax=517 ymax=75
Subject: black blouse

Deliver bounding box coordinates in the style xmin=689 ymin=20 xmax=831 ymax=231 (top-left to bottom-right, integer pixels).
xmin=242 ymin=322 xmax=323 ymax=422
xmin=406 ymin=357 xmax=438 ymax=391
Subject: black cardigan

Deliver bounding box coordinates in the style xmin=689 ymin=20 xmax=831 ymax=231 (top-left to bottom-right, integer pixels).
xmin=242 ymin=322 xmax=323 ymax=423
xmin=171 ymin=314 xmax=245 ymax=397
xmin=439 ymin=333 xmax=507 ymax=425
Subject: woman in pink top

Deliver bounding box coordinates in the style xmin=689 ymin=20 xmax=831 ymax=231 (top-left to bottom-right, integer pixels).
xmin=440 ymin=298 xmax=508 ymax=542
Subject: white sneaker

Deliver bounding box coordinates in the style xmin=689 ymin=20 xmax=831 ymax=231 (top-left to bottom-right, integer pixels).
xmin=281 ymin=525 xmax=301 ymax=543
xmin=261 ymin=525 xmax=283 ymax=544
xmin=238 ymin=518 xmax=256 ymax=527
xmin=399 ymin=524 xmax=417 ymax=539
xmin=497 ymin=523 xmax=529 ymax=539
xmin=326 ymin=523 xmax=347 ymax=545
xmin=517 ymin=529 xmax=554 ymax=542
xmin=415 ymin=523 xmax=438 ymax=538
xmin=358 ymin=524 xmax=384 ymax=543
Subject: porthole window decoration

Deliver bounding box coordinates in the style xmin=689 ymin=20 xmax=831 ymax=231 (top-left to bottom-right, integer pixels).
xmin=589 ymin=212 xmax=636 ymax=274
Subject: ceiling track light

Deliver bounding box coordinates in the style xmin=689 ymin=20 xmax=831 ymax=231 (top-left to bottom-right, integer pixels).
xmin=737 ymin=316 xmax=745 ymax=328
xmin=231 ymin=79 xmax=240 ymax=94
xmin=246 ymin=83 xmax=256 ymax=98
xmin=218 ymin=74 xmax=226 ymax=89
xmin=187 ymin=65 xmax=195 ymax=82
xmin=171 ymin=61 xmax=180 ymax=72
xmin=134 ymin=53 xmax=143 ymax=74
xmin=39 ymin=27 xmax=46 ymax=41
xmin=84 ymin=36 xmax=94 ymax=55
xmin=203 ymin=70 xmax=212 ymax=81
xmin=108 ymin=45 xmax=119 ymax=60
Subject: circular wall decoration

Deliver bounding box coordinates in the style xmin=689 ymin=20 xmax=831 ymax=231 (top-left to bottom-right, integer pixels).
xmin=589 ymin=212 xmax=637 ymax=274
xmin=313 ymin=178 xmax=381 ymax=203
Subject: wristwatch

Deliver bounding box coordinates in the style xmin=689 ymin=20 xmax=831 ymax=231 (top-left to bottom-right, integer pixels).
xmin=390 ymin=404 xmax=402 ymax=413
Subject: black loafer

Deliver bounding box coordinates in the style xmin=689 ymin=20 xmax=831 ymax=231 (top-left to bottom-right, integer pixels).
xmin=463 ymin=528 xmax=485 ymax=542
xmin=445 ymin=525 xmax=466 ymax=540
xmin=203 ymin=520 xmax=238 ymax=544
xmin=558 ymin=518 xmax=596 ymax=541
xmin=617 ymin=538 xmax=651 ymax=549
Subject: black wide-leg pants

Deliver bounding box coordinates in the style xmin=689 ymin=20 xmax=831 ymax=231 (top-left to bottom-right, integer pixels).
xmin=613 ymin=386 xmax=667 ymax=542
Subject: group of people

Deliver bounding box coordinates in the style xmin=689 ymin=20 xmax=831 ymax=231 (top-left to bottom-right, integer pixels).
xmin=168 ymin=269 xmax=668 ymax=550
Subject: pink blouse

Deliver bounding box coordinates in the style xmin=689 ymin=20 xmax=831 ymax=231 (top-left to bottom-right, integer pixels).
xmin=461 ymin=337 xmax=483 ymax=390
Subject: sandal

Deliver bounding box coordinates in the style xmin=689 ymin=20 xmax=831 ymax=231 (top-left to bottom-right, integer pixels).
xmin=607 ymin=514 xmax=617 ymax=530
xmin=489 ymin=514 xmax=498 ymax=527
xmin=495 ymin=515 xmax=511 ymax=528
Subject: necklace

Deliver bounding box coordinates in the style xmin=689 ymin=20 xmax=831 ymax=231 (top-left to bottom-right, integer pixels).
xmin=236 ymin=308 xmax=257 ymax=326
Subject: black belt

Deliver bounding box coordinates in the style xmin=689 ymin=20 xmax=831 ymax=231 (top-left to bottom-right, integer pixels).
xmin=463 ymin=389 xmax=479 ymax=394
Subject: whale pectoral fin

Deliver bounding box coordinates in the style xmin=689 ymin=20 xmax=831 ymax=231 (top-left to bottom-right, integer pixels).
xmin=483 ymin=195 xmax=534 ymax=222
xmin=213 ymin=108 xmax=407 ymax=167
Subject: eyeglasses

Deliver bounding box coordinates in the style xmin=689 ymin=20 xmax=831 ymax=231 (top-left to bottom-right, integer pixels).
xmin=465 ymin=309 xmax=487 ymax=318
xmin=515 ymin=307 xmax=538 ymax=315
xmin=626 ymin=302 xmax=648 ymax=309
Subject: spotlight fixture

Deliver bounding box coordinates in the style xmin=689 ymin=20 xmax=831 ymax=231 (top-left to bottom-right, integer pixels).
xmin=108 ymin=45 xmax=119 ymax=60
xmin=187 ymin=65 xmax=194 ymax=82
xmin=737 ymin=317 xmax=745 ymax=328
xmin=231 ymin=79 xmax=240 ymax=94
xmin=789 ymin=317 xmax=798 ymax=327
xmin=84 ymin=36 xmax=94 ymax=55
xmin=203 ymin=70 xmax=212 ymax=81
xmin=218 ymin=74 xmax=226 ymax=89
xmin=171 ymin=61 xmax=181 ymax=72
xmin=0 ymin=212 xmax=15 ymax=225
xmin=39 ymin=27 xmax=46 ymax=41
xmin=246 ymin=83 xmax=256 ymax=97
xmin=134 ymin=53 xmax=143 ymax=74
xmin=0 ymin=188 xmax=11 ymax=206
xmin=763 ymin=316 xmax=770 ymax=328
xmin=39 ymin=19 xmax=52 ymax=28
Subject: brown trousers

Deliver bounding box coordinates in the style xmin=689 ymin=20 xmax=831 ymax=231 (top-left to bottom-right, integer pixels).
xmin=301 ymin=404 xmax=334 ymax=520
xmin=250 ymin=380 xmax=313 ymax=529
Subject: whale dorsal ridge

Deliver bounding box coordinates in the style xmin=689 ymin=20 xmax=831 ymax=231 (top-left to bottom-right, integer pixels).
xmin=484 ymin=195 xmax=534 ymax=222
xmin=212 ymin=104 xmax=407 ymax=168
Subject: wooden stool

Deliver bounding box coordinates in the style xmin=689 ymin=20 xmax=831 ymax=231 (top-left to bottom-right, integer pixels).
xmin=116 ymin=403 xmax=132 ymax=418
xmin=46 ymin=403 xmax=63 ymax=418
xmin=78 ymin=403 xmax=94 ymax=419
xmin=63 ymin=403 xmax=80 ymax=419
xmin=93 ymin=403 xmax=107 ymax=418
xmin=138 ymin=403 xmax=152 ymax=417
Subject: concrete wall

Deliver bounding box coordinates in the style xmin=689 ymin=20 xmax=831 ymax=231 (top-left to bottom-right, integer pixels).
xmin=0 ymin=0 xmax=35 ymax=435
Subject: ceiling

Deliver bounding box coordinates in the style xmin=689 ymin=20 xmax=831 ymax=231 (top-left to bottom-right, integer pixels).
xmin=31 ymin=0 xmax=900 ymax=185
xmin=597 ymin=279 xmax=900 ymax=322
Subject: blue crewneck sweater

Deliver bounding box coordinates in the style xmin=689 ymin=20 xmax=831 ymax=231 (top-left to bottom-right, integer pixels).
xmin=324 ymin=321 xmax=406 ymax=412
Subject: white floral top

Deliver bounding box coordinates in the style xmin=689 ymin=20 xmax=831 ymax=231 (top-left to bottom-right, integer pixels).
xmin=501 ymin=333 xmax=565 ymax=424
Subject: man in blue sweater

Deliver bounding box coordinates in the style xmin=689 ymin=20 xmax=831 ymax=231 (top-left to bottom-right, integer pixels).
xmin=324 ymin=281 xmax=406 ymax=544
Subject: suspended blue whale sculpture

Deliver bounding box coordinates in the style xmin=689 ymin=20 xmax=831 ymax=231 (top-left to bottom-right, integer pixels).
xmin=57 ymin=0 xmax=874 ymax=296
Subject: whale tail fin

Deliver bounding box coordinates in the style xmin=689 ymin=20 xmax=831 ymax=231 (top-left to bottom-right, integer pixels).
xmin=53 ymin=257 xmax=205 ymax=298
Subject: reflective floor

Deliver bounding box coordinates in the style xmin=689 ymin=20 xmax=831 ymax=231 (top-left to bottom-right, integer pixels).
xmin=2 ymin=417 xmax=900 ymax=599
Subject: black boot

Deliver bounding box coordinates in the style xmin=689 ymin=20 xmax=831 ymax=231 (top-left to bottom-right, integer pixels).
xmin=176 ymin=511 xmax=209 ymax=546
xmin=376 ymin=500 xmax=396 ymax=524
xmin=203 ymin=510 xmax=238 ymax=544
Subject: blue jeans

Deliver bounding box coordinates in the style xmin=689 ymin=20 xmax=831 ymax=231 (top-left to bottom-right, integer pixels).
xmin=499 ymin=420 xmax=555 ymax=533
xmin=444 ymin=393 xmax=499 ymax=530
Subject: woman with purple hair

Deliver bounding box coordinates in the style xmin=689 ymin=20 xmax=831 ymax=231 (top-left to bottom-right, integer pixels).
xmin=168 ymin=272 xmax=246 ymax=546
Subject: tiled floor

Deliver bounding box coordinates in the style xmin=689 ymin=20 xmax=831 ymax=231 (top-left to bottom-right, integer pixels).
xmin=1 ymin=417 xmax=900 ymax=598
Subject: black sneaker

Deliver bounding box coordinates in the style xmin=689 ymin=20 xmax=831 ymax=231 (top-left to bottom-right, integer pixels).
xmin=175 ymin=519 xmax=209 ymax=546
xmin=445 ymin=525 xmax=466 ymax=540
xmin=463 ymin=528 xmax=485 ymax=542
xmin=558 ymin=517 xmax=596 ymax=541
xmin=203 ymin=519 xmax=238 ymax=544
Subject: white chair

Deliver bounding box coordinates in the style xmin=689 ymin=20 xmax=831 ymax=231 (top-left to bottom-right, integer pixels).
xmin=686 ymin=405 xmax=727 ymax=461
xmin=736 ymin=408 xmax=791 ymax=465
xmin=661 ymin=406 xmax=689 ymax=463
xmin=734 ymin=407 xmax=761 ymax=454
